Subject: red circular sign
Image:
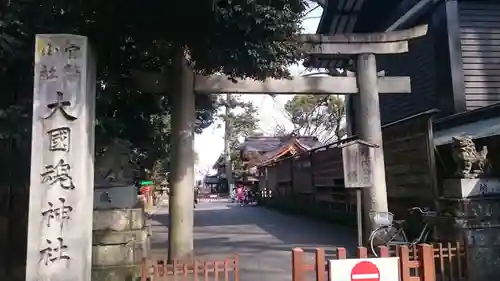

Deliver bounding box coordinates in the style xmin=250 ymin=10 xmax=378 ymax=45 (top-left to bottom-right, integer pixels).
xmin=350 ymin=261 xmax=380 ymax=281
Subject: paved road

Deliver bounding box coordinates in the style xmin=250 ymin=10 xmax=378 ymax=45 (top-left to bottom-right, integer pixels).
xmin=148 ymin=200 xmax=356 ymax=281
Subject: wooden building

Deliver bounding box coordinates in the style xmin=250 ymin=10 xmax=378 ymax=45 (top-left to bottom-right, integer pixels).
xmin=241 ymin=135 xmax=323 ymax=169
xmin=209 ymin=135 xmax=322 ymax=191
xmin=203 ymin=175 xmax=224 ymax=193
xmin=308 ymin=0 xmax=500 ymax=130
xmin=258 ymin=111 xmax=438 ymax=220
xmin=317 ymin=0 xmax=500 ymax=189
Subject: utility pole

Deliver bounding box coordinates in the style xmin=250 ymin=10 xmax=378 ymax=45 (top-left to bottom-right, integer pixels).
xmin=224 ymin=93 xmax=234 ymax=193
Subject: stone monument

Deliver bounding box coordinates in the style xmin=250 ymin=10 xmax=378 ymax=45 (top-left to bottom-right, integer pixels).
xmin=439 ymin=135 xmax=500 ymax=280
xmin=26 ymin=34 xmax=96 ymax=281
xmin=92 ymin=138 xmax=150 ymax=281
xmin=94 ymin=138 xmax=138 ymax=209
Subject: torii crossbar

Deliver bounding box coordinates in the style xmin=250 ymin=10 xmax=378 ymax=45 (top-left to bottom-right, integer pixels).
xmin=193 ymin=24 xmax=427 ymax=95
xmin=135 ymin=25 xmax=427 ymax=95
xmin=194 ymin=76 xmax=410 ymax=94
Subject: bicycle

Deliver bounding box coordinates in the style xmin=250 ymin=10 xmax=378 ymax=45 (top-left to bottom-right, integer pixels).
xmin=368 ymin=207 xmax=437 ymax=257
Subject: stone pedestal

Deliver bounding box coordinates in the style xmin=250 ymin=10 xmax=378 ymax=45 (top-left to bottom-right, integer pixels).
xmin=438 ymin=178 xmax=500 ymax=281
xmin=94 ymin=185 xmax=138 ymax=210
xmin=442 ymin=178 xmax=500 ymax=198
xmin=92 ymin=185 xmax=150 ymax=281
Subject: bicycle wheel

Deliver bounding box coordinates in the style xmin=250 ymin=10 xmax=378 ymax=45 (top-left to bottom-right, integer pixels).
xmin=369 ymin=225 xmax=408 ymax=257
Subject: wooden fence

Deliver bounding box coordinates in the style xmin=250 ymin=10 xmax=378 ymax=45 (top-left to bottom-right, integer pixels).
xmin=260 ymin=110 xmax=438 ymax=222
xmin=292 ymin=243 xmax=467 ymax=281
xmin=140 ymin=255 xmax=239 ymax=281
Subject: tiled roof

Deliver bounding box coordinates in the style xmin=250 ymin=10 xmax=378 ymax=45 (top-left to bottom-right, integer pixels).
xmin=243 ymin=135 xmax=324 ymax=168
xmin=240 ymin=136 xmax=284 ymax=152
xmin=241 ymin=135 xmax=322 ymax=153
xmin=295 ymin=136 xmax=324 ymax=150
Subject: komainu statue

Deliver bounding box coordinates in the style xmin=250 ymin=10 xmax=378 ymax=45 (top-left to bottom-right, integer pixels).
xmin=95 ymin=138 xmax=138 ymax=186
xmin=451 ymin=136 xmax=489 ymax=178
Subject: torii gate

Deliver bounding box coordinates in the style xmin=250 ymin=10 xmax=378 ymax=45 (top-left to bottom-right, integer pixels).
xmin=165 ymin=24 xmax=427 ymax=260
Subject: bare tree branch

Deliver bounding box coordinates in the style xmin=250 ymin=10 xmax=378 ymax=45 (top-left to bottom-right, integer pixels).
xmin=280 ymin=94 xmax=346 ymax=144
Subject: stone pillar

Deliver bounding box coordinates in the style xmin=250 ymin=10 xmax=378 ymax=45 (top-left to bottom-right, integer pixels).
xmin=26 ymin=34 xmax=96 ymax=281
xmin=168 ymin=50 xmax=195 ymax=261
xmin=92 ymin=139 xmax=151 ymax=281
xmin=356 ymin=53 xmax=389 ymax=234
xmin=438 ymin=178 xmax=500 ymax=281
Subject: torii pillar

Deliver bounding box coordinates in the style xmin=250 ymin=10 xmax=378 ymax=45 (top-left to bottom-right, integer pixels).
xmin=357 ymin=53 xmax=389 ymax=233
xmin=131 ymin=51 xmax=196 ymax=262
xmin=168 ymin=50 xmax=195 ymax=262
xmin=300 ymin=25 xmax=428 ymax=234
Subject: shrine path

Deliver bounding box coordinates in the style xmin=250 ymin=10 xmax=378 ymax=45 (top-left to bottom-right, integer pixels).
xmin=148 ymin=200 xmax=356 ymax=281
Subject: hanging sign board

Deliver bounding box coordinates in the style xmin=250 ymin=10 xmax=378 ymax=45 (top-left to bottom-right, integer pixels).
xmin=341 ymin=140 xmax=377 ymax=188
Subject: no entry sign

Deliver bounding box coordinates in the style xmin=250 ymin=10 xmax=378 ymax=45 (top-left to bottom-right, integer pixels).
xmin=350 ymin=261 xmax=379 ymax=281
xmin=329 ymin=257 xmax=399 ymax=281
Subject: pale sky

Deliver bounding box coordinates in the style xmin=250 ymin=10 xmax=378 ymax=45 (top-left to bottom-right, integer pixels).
xmin=194 ymin=6 xmax=323 ymax=179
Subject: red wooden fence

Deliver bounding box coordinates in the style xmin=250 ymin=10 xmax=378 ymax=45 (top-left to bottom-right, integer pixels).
xmin=141 ymin=255 xmax=239 ymax=281
xmin=292 ymin=243 xmax=467 ymax=281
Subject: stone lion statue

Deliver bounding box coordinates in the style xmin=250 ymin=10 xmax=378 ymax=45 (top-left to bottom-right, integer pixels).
xmin=95 ymin=138 xmax=138 ymax=186
xmin=451 ymin=136 xmax=489 ymax=178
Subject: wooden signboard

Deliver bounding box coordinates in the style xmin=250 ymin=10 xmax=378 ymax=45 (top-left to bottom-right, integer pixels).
xmin=341 ymin=140 xmax=377 ymax=188
xmin=341 ymin=139 xmax=378 ymax=247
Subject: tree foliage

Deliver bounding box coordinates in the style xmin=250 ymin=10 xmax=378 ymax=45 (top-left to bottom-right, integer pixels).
xmin=191 ymin=0 xmax=307 ymax=80
xmin=1 ymin=0 xmax=308 ymax=79
xmin=219 ymin=95 xmax=259 ymax=149
xmin=0 ymin=0 xmax=308 ymax=181
xmin=283 ymin=95 xmax=346 ymax=143
xmin=214 ymin=95 xmax=259 ymax=176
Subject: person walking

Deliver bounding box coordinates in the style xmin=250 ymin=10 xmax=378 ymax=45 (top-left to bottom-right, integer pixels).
xmin=194 ymin=184 xmax=200 ymax=208
xmin=236 ymin=184 xmax=246 ymax=206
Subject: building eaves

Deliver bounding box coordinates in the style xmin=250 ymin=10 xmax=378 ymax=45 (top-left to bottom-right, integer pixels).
xmin=308 ymin=0 xmax=366 ymax=69
xmin=434 ymin=102 xmax=500 ymax=131
xmin=317 ymin=0 xmax=365 ymax=34
xmin=246 ymin=136 xmax=317 ymax=168
xmin=309 ymin=0 xmax=434 ymax=69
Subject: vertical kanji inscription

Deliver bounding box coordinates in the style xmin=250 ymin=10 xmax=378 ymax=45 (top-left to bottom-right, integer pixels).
xmin=39 ymin=237 xmax=70 ymax=266
xmin=40 ymin=159 xmax=75 ymax=190
xmin=41 ymin=197 xmax=73 ymax=229
xmin=47 ymin=127 xmax=70 ymax=152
